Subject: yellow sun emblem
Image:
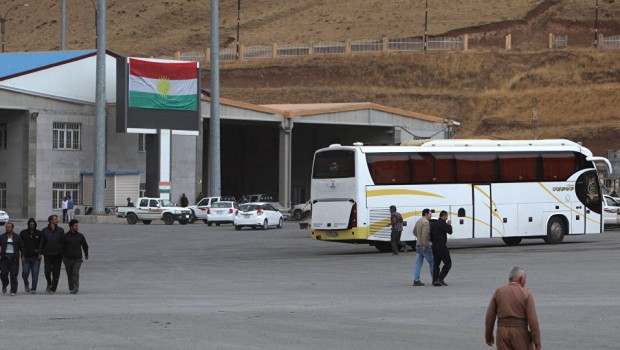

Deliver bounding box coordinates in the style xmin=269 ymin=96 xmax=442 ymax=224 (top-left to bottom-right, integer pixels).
xmin=156 ymin=77 xmax=171 ymax=97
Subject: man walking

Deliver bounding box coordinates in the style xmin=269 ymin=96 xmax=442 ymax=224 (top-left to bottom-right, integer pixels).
xmin=388 ymin=205 xmax=404 ymax=255
xmin=39 ymin=215 xmax=64 ymax=294
xmin=67 ymin=195 xmax=75 ymax=221
xmin=431 ymin=210 xmax=453 ymax=286
xmin=63 ymin=219 xmax=89 ymax=294
xmin=20 ymin=218 xmax=42 ymax=293
xmin=412 ymin=209 xmax=434 ymax=286
xmin=1 ymin=222 xmax=24 ymax=296
xmin=485 ymin=266 xmax=541 ymax=350
xmin=61 ymin=196 xmax=68 ymax=223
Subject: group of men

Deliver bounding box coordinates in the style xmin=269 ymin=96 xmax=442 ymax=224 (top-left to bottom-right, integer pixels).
xmin=390 ymin=206 xmax=541 ymax=350
xmin=0 ymin=214 xmax=89 ymax=296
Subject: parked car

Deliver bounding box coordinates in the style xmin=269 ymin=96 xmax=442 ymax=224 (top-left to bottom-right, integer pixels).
xmin=0 ymin=210 xmax=9 ymax=225
xmin=289 ymin=200 xmax=311 ymax=221
xmin=116 ymin=197 xmax=192 ymax=225
xmin=188 ymin=196 xmax=235 ymax=223
xmin=234 ymin=203 xmax=284 ymax=230
xmin=206 ymin=201 xmax=239 ymax=226
xmin=603 ymin=195 xmax=620 ymax=226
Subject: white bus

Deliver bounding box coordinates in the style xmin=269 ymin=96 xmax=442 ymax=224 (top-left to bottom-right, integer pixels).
xmin=310 ymin=139 xmax=611 ymax=251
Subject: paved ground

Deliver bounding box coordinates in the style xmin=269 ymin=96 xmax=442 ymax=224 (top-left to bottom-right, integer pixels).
xmin=2 ymin=220 xmax=619 ymax=349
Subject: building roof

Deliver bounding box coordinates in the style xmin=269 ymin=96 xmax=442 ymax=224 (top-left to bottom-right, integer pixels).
xmin=0 ymin=50 xmax=96 ymax=80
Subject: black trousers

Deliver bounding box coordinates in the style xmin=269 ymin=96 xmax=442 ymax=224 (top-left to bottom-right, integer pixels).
xmin=44 ymin=255 xmax=63 ymax=292
xmin=432 ymin=243 xmax=452 ymax=284
xmin=63 ymin=258 xmax=83 ymax=292
xmin=390 ymin=230 xmax=403 ymax=253
xmin=0 ymin=256 xmax=19 ymax=293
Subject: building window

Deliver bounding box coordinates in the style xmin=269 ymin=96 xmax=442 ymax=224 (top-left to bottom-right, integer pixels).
xmin=0 ymin=182 xmax=6 ymax=209
xmin=0 ymin=123 xmax=7 ymax=150
xmin=53 ymin=122 xmax=81 ymax=150
xmin=52 ymin=182 xmax=79 ymax=209
xmin=138 ymin=134 xmax=147 ymax=152
xmin=139 ymin=183 xmax=146 ymax=198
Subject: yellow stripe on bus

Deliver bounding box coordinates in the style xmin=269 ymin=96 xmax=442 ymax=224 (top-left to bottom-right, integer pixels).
xmin=537 ymin=182 xmax=600 ymax=224
xmin=367 ymin=189 xmax=445 ymax=198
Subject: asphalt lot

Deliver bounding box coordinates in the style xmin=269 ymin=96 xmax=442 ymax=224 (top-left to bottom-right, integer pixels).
xmin=2 ymin=220 xmax=619 ymax=349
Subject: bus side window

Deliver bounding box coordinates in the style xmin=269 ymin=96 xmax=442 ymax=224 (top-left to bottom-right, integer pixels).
xmin=458 ymin=208 xmax=466 ymax=217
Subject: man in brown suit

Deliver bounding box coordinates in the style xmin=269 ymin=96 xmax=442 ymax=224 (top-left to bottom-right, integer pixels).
xmin=485 ymin=266 xmax=541 ymax=350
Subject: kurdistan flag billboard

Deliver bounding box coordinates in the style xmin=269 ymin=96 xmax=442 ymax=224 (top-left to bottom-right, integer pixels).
xmin=116 ymin=56 xmax=201 ymax=134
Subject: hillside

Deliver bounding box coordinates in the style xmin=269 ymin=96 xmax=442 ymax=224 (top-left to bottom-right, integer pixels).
xmin=3 ymin=0 xmax=620 ymax=154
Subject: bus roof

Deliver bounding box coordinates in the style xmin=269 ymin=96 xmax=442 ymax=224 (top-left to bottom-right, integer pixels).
xmin=323 ymin=139 xmax=591 ymax=156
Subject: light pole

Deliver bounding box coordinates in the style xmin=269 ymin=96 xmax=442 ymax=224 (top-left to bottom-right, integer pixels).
xmin=1 ymin=3 xmax=29 ymax=53
xmin=423 ymin=0 xmax=428 ymax=51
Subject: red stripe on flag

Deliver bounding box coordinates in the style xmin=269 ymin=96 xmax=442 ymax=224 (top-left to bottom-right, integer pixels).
xmin=129 ymin=58 xmax=197 ymax=80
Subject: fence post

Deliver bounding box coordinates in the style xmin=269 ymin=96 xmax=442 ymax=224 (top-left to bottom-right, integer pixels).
xmin=239 ymin=44 xmax=245 ymax=60
xmin=598 ymin=34 xmax=604 ymax=49
xmin=548 ymin=33 xmax=554 ymax=49
xmin=382 ymin=36 xmax=388 ymax=52
xmin=272 ymin=43 xmax=278 ymax=58
xmin=463 ymin=34 xmax=469 ymax=51
xmin=345 ymin=39 xmax=351 ymax=55
xmin=308 ymin=42 xmax=314 ymax=56
xmin=505 ymin=34 xmax=511 ymax=50
xmin=174 ymin=51 xmax=181 ymax=60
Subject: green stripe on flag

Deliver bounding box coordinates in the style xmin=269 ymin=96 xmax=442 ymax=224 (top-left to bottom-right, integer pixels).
xmin=129 ymin=91 xmax=198 ymax=111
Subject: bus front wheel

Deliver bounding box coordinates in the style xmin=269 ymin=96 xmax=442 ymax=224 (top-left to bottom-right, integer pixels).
xmin=544 ymin=217 xmax=565 ymax=244
xmin=502 ymin=237 xmax=522 ymax=246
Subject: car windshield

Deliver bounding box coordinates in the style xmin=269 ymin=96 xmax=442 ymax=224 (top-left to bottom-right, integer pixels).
xmin=212 ymin=202 xmax=232 ymax=208
xmin=240 ymin=204 xmax=261 ymax=212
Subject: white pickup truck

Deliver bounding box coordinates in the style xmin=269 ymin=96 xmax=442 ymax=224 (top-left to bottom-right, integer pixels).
xmin=116 ymin=197 xmax=192 ymax=225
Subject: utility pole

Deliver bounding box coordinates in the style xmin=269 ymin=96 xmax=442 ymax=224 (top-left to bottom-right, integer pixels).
xmin=236 ymin=0 xmax=241 ymax=58
xmin=93 ymin=0 xmax=106 ymax=214
xmin=209 ymin=0 xmax=222 ymax=197
xmin=423 ymin=0 xmax=428 ymax=51
xmin=594 ymin=0 xmax=599 ymax=48
xmin=61 ymin=0 xmax=66 ymax=50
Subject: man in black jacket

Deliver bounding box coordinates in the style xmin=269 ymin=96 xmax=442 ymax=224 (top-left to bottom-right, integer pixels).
xmin=1 ymin=222 xmax=24 ymax=296
xmin=39 ymin=214 xmax=64 ymax=294
xmin=20 ymin=218 xmax=42 ymax=294
xmin=63 ymin=219 xmax=89 ymax=294
xmin=431 ymin=210 xmax=453 ymax=287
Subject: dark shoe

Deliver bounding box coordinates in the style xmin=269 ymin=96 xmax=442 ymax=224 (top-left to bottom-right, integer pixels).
xmin=413 ymin=280 xmax=425 ymax=286
xmin=2 ymin=286 xmax=6 ymax=294
xmin=70 ymin=289 xmax=78 ymax=294
xmin=30 ymin=290 xmax=37 ymax=294
xmin=46 ymin=285 xmax=51 ymax=293
xmin=440 ymin=280 xmax=448 ymax=286
xmin=433 ymin=282 xmax=443 ymax=287
xmin=392 ymin=252 xmax=398 ymax=255
xmin=25 ymin=285 xmax=31 ymax=293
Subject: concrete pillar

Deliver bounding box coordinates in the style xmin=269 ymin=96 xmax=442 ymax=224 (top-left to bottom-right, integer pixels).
xmin=272 ymin=43 xmax=278 ymax=58
xmin=505 ymin=34 xmax=512 ymax=50
xmin=278 ymin=118 xmax=294 ymax=209
xmin=345 ymin=39 xmax=351 ymax=55
xmin=239 ymin=44 xmax=245 ymax=60
xmin=463 ymin=34 xmax=469 ymax=51
xmin=382 ymin=36 xmax=388 ymax=52
xmin=308 ymin=42 xmax=314 ymax=55
xmin=25 ymin=111 xmax=37 ymax=219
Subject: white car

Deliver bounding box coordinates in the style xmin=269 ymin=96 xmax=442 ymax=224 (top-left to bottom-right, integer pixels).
xmin=206 ymin=201 xmax=239 ymax=226
xmin=234 ymin=202 xmax=284 ymax=230
xmin=0 ymin=210 xmax=9 ymax=225
xmin=188 ymin=196 xmax=235 ymax=223
xmin=289 ymin=200 xmax=311 ymax=221
xmin=603 ymin=195 xmax=620 ymax=226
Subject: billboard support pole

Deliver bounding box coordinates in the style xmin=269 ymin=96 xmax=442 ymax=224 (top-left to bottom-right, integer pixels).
xmin=93 ymin=0 xmax=106 ymax=214
xmin=158 ymin=129 xmax=172 ymax=200
xmin=208 ymin=0 xmax=221 ymax=197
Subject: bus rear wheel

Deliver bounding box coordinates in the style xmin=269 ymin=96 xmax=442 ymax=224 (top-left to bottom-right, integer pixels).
xmin=373 ymin=242 xmax=392 ymax=253
xmin=502 ymin=237 xmax=522 ymax=246
xmin=544 ymin=217 xmax=565 ymax=244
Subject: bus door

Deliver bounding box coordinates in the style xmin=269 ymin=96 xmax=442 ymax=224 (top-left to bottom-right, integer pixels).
xmin=473 ymin=184 xmax=493 ymax=238
xmin=575 ymin=170 xmax=603 ymax=234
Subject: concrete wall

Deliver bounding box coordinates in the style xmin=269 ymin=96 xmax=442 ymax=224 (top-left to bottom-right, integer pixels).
xmin=0 ymin=109 xmax=26 ymax=217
